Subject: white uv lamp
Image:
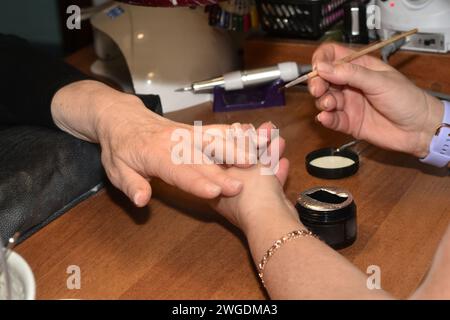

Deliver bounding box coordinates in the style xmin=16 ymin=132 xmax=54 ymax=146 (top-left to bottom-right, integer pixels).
xmin=377 ymin=0 xmax=450 ymax=53
xmin=90 ymin=2 xmax=238 ymax=112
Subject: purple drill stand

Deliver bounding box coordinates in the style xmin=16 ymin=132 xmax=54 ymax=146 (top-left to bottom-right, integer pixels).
xmin=212 ymin=79 xmax=286 ymax=112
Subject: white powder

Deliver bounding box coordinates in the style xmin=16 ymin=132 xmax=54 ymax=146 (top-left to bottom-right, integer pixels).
xmin=309 ymin=156 xmax=355 ymax=169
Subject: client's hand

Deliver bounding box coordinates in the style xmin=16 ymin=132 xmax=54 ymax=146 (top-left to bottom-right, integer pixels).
xmin=309 ymin=43 xmax=444 ymax=158
xmin=51 ymin=80 xmax=279 ymax=207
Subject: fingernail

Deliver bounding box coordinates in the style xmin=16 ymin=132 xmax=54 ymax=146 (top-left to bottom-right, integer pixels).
xmin=229 ymin=179 xmax=243 ymax=190
xmin=269 ymin=121 xmax=278 ymax=129
xmin=324 ymin=97 xmax=330 ymax=109
xmin=258 ymin=135 xmax=269 ymax=148
xmin=208 ymin=184 xmax=222 ymax=196
xmin=231 ymin=123 xmax=242 ymax=130
xmin=315 ymin=113 xmax=322 ymax=123
xmin=250 ymin=130 xmax=258 ymax=147
xmin=134 ymin=192 xmax=143 ymax=206
xmin=317 ymin=62 xmax=334 ymax=74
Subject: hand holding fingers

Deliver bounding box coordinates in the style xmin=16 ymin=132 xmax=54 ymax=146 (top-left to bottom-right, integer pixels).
xmin=209 ymin=158 xmax=292 ymax=230
xmin=309 ymin=43 xmax=350 ymax=97
xmin=309 ymin=42 xmax=393 ymax=97
xmin=203 ymin=122 xmax=259 ymax=167
xmin=100 ymin=109 xmax=288 ymax=207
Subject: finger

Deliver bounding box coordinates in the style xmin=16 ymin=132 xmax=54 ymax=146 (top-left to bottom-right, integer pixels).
xmin=259 ymin=135 xmax=284 ymax=160
xmin=258 ymin=121 xmax=278 ymax=132
xmin=194 ymin=164 xmax=243 ymax=197
xmin=316 ymin=62 xmax=386 ymax=95
xmin=203 ymin=123 xmax=257 ymax=167
xmin=328 ymin=88 xmax=345 ymax=111
xmin=208 ymin=133 xmax=257 ymax=168
xmin=312 ymin=43 xmax=354 ymax=66
xmin=277 ymin=136 xmax=286 ymax=158
xmin=257 ymin=121 xmax=278 ymax=153
xmin=267 ymin=136 xmax=286 ymax=158
xmin=161 ymin=164 xmax=223 ymax=199
xmin=106 ymin=160 xmax=152 ymax=207
xmin=310 ymin=43 xmax=347 ymax=97
xmin=230 ymin=122 xmax=258 ymax=167
xmin=316 ymin=111 xmax=351 ymax=133
xmin=204 ymin=122 xmax=255 ymax=141
xmin=316 ymin=87 xmax=345 ymax=112
xmin=275 ymin=158 xmax=290 ymax=186
xmin=308 ymin=75 xmax=329 ymax=98
xmin=259 ymin=135 xmax=284 ymax=176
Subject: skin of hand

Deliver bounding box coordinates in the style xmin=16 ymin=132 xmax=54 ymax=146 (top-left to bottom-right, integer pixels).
xmin=309 ymin=43 xmax=444 ymax=158
xmin=210 ymin=160 xmax=391 ymax=299
xmin=51 ymin=80 xmax=278 ymax=207
xmin=211 ymin=162 xmax=450 ymax=300
xmin=410 ymin=224 xmax=450 ymax=299
xmin=211 ymin=153 xmax=294 ymax=233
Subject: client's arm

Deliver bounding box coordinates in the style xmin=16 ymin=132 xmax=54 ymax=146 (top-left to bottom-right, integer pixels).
xmin=51 ymin=80 xmax=278 ymax=207
xmin=212 ymin=162 xmax=450 ymax=299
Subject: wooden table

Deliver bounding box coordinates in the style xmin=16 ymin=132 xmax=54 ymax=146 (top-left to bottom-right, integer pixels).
xmin=16 ymin=44 xmax=450 ymax=300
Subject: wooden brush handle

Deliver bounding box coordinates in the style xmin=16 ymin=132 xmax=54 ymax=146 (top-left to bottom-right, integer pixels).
xmin=340 ymin=28 xmax=418 ymax=63
xmin=308 ymin=28 xmax=418 ymax=81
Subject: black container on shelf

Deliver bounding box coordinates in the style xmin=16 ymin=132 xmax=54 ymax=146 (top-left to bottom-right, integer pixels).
xmin=256 ymin=0 xmax=349 ymax=39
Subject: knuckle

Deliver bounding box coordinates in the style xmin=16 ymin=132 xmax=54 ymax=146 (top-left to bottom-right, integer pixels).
xmin=166 ymin=166 xmax=181 ymax=186
xmin=105 ymin=166 xmax=120 ymax=184
xmin=343 ymin=62 xmax=358 ymax=75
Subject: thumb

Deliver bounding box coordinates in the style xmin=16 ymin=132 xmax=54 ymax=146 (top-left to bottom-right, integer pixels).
xmin=316 ymin=61 xmax=386 ymax=95
xmin=109 ymin=162 xmax=152 ymax=207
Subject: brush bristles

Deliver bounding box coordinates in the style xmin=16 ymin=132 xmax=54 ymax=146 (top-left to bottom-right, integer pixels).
xmin=284 ymin=74 xmax=309 ymax=88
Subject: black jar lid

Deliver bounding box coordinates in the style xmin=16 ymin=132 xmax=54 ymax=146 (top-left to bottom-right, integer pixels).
xmin=296 ymin=186 xmax=355 ymax=224
xmin=306 ymin=147 xmax=359 ymax=179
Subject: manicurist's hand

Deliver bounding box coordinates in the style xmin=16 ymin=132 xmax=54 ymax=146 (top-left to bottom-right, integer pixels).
xmin=51 ymin=80 xmax=278 ymax=207
xmin=309 ymin=43 xmax=444 ymax=158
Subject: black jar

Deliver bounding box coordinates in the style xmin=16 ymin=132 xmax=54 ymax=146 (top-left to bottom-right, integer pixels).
xmin=296 ymin=187 xmax=357 ymax=250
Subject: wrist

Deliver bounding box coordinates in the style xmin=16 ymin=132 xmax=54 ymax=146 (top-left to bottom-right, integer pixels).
xmin=243 ymin=201 xmax=306 ymax=264
xmin=52 ymin=80 xmax=122 ymax=142
xmin=240 ymin=196 xmax=302 ymax=236
xmin=415 ymin=94 xmax=445 ymax=158
xmin=92 ymin=87 xmax=161 ymax=145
